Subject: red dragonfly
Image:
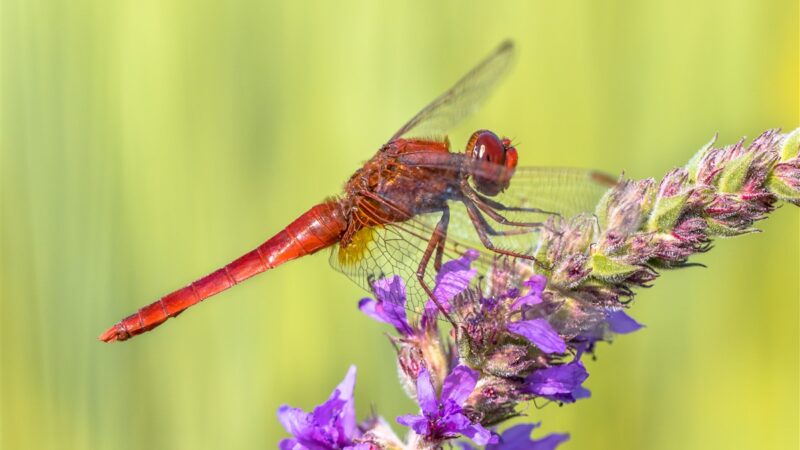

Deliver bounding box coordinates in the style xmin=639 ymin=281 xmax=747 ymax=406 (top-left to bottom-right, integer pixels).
xmin=100 ymin=41 xmax=614 ymax=342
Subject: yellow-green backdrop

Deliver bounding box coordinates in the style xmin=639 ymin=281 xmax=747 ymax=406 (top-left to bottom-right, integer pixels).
xmin=2 ymin=1 xmax=797 ymax=449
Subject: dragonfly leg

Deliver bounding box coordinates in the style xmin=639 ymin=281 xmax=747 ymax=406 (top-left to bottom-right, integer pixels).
xmin=462 ymin=197 xmax=539 ymax=237
xmin=472 ymin=189 xmax=560 ymax=216
xmin=464 ymin=201 xmax=550 ymax=270
xmin=416 ymin=207 xmax=458 ymax=328
xmin=465 ymin=187 xmax=560 ymax=235
xmin=433 ymin=208 xmax=450 ymax=272
xmin=474 ymin=201 xmax=562 ymax=236
xmin=474 ymin=200 xmax=545 ymax=229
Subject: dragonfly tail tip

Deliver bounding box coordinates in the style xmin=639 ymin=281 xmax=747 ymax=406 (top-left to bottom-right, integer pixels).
xmin=98 ymin=325 xmax=125 ymax=343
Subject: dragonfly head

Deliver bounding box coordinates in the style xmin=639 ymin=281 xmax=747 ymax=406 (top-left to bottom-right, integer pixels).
xmin=466 ymin=130 xmax=518 ymax=196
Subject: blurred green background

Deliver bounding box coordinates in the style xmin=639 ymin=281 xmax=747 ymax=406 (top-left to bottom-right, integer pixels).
xmin=2 ymin=0 xmax=797 ymax=449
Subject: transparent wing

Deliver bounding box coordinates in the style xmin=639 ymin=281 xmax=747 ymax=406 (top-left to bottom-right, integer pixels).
xmin=390 ymin=40 xmax=516 ymax=141
xmin=392 ymin=166 xmax=615 ymax=263
xmin=445 ymin=166 xmax=616 ymax=257
xmin=493 ymin=167 xmax=617 ymax=218
xmin=329 ymin=164 xmax=616 ymax=317
xmin=395 ymin=150 xmax=617 ymax=217
xmin=329 ymin=217 xmax=483 ymax=316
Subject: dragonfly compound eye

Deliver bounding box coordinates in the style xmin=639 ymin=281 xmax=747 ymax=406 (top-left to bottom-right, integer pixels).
xmin=467 ymin=130 xmax=517 ymax=196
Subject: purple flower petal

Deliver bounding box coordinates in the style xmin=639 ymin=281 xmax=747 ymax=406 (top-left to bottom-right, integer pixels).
xmin=397 ymin=413 xmax=429 ymax=436
xmin=524 ymin=274 xmax=547 ymax=293
xmin=314 ymin=365 xmax=357 ymax=436
xmin=277 ymin=405 xmax=311 ymax=437
xmin=606 ymin=310 xmax=644 ymax=334
xmin=278 ymin=438 xmax=301 ymax=450
xmin=277 ymin=366 xmax=360 ymax=448
xmin=492 ymin=424 xmax=570 ymax=450
xmin=463 ymin=423 xmax=569 ymax=450
xmin=510 ymin=275 xmax=547 ymax=310
xmin=507 ymin=319 xmax=567 ymax=354
xmin=439 ymin=411 xmax=474 ymax=432
xmin=441 ymin=365 xmax=480 ymax=406
xmin=461 ymin=423 xmax=499 ymax=445
xmin=357 ymin=298 xmax=383 ymax=322
xmin=335 ymin=365 xmax=357 ymax=398
xmin=525 ymin=361 xmax=590 ymax=403
xmin=570 ymin=386 xmax=591 ymax=401
xmin=397 ymin=363 xmax=497 ymax=446
xmin=532 ymin=434 xmax=571 ymax=450
xmin=359 ymin=276 xmax=413 ymax=335
xmin=433 ymin=250 xmax=479 ymax=304
xmin=421 ymin=298 xmax=441 ymax=328
xmin=495 ymin=423 xmax=539 ymax=448
xmin=510 ymin=293 xmax=542 ymax=310
xmin=415 ymin=367 xmax=438 ymax=416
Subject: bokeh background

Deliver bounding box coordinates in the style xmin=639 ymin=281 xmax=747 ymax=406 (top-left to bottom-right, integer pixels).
xmin=2 ymin=1 xmax=798 ymax=449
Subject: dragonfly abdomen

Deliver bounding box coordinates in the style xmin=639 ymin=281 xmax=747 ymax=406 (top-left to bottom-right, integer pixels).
xmin=99 ymin=201 xmax=347 ymax=342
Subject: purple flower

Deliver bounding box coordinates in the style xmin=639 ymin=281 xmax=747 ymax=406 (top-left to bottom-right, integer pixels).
xmin=503 ymin=275 xmax=567 ymax=354
xmin=510 ymin=275 xmax=546 ymax=310
xmin=460 ymin=423 xmax=569 ymax=450
xmin=524 ymin=360 xmax=590 ymax=403
xmin=507 ymin=319 xmax=566 ymax=354
xmin=433 ymin=249 xmax=479 ymax=304
xmin=358 ymin=276 xmax=413 ymax=336
xmin=606 ymin=309 xmax=643 ymax=334
xmin=493 ymin=424 xmax=569 ymax=450
xmin=397 ymin=365 xmax=497 ymax=445
xmin=360 ymin=251 xmax=479 ymax=331
xmin=573 ymin=308 xmax=644 ymax=356
xmin=423 ymin=249 xmax=480 ymax=323
xmin=278 ymin=366 xmax=360 ymax=450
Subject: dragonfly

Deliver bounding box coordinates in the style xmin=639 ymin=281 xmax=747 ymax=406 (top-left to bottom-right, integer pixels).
xmin=100 ymin=40 xmax=615 ymax=342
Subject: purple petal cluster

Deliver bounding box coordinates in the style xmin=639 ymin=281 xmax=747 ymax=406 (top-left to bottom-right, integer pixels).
xmin=461 ymin=423 xmax=569 ymax=450
xmin=424 ymin=249 xmax=480 ymax=325
xmin=606 ymin=309 xmax=644 ymax=334
xmin=524 ymin=360 xmax=591 ymax=403
xmin=397 ymin=365 xmax=497 ymax=445
xmin=506 ymin=275 xmax=567 ymax=354
xmin=358 ymin=276 xmax=413 ymax=336
xmin=509 ymin=275 xmax=546 ymax=310
xmin=359 ymin=250 xmax=480 ymax=334
xmin=506 ymin=319 xmax=566 ymax=354
xmin=274 ymin=129 xmax=799 ymax=450
xmin=277 ymin=366 xmax=361 ymax=450
xmin=432 ymin=249 xmax=480 ymax=304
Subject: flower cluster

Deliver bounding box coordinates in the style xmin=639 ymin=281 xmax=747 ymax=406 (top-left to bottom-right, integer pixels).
xmin=277 ymin=129 xmax=800 ymax=449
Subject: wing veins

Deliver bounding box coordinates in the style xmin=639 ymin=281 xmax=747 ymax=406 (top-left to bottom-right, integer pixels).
xmin=390 ymin=40 xmax=516 ymax=141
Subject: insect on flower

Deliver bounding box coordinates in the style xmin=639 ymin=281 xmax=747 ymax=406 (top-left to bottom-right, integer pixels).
xmin=100 ymin=40 xmax=616 ymax=342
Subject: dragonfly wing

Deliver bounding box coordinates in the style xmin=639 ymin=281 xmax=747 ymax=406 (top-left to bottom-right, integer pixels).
xmin=445 ymin=167 xmax=617 ymax=258
xmin=329 ymin=215 xmax=491 ymax=316
xmin=376 ymin=159 xmax=616 ymax=263
xmin=494 ymin=167 xmax=618 ymax=218
xmin=329 ymin=164 xmax=615 ymax=317
xmin=391 ymin=40 xmax=516 ymax=141
xmin=396 ymin=151 xmax=617 ymax=218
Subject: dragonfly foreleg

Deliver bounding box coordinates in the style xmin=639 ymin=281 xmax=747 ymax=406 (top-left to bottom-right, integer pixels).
xmin=474 ymin=199 xmax=545 ymax=229
xmin=433 ymin=208 xmax=449 ymax=272
xmin=466 ymin=188 xmax=560 ymax=235
xmin=463 ymin=195 xmax=540 ymax=236
xmin=416 ymin=207 xmax=458 ymax=328
xmin=463 ymin=202 xmax=550 ymax=270
xmin=465 ymin=200 xmax=538 ymax=236
xmin=471 ymin=189 xmax=560 ymax=216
